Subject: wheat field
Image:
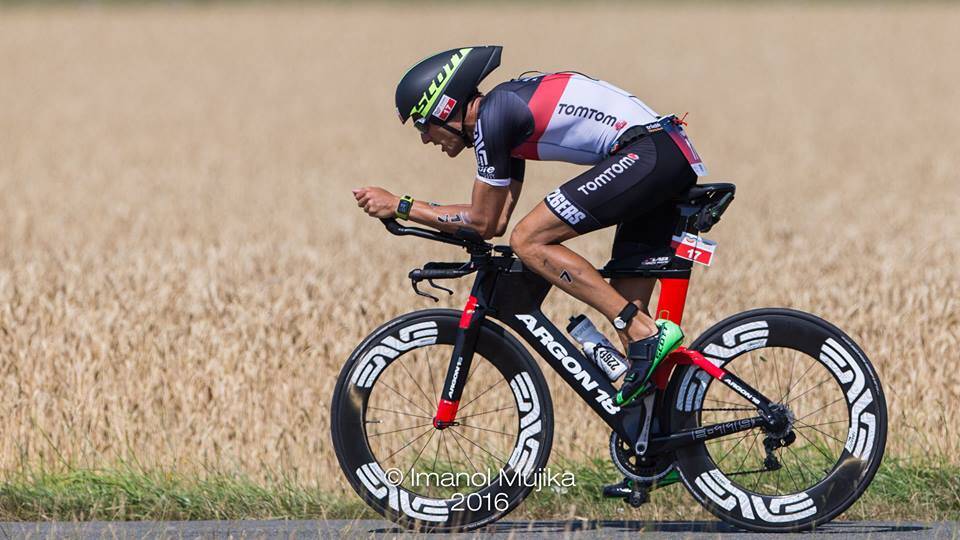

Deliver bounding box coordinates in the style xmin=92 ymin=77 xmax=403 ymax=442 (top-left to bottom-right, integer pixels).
xmin=0 ymin=2 xmax=957 ymax=503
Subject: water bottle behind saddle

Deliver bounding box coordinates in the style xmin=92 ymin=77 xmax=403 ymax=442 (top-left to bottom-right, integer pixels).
xmin=567 ymin=315 xmax=629 ymax=381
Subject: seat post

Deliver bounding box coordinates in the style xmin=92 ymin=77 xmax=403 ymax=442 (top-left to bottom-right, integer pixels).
xmin=655 ymin=277 xmax=690 ymax=325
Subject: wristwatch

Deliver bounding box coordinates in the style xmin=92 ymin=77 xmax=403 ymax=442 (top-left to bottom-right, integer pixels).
xmin=396 ymin=195 xmax=414 ymax=220
xmin=613 ymin=303 xmax=639 ymax=330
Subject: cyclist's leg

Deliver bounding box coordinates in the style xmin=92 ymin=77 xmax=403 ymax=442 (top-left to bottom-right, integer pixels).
xmin=510 ymin=203 xmax=659 ymax=342
xmin=610 ymin=277 xmax=656 ymax=349
xmin=608 ymin=201 xmax=684 ymax=349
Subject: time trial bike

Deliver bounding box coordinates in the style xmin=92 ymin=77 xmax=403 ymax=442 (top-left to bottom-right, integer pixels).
xmin=330 ymin=182 xmax=886 ymax=532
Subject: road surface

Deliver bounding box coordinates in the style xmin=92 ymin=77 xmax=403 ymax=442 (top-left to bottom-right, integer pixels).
xmin=0 ymin=520 xmax=957 ymax=539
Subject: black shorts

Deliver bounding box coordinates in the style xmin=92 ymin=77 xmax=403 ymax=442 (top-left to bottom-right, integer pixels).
xmin=543 ymin=129 xmax=697 ymax=261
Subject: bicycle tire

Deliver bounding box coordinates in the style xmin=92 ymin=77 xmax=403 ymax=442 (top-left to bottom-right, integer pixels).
xmin=330 ymin=309 xmax=554 ymax=532
xmin=667 ymin=308 xmax=887 ymax=532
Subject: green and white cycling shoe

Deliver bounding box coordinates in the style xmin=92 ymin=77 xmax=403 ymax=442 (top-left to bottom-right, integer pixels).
xmin=615 ymin=319 xmax=684 ymax=407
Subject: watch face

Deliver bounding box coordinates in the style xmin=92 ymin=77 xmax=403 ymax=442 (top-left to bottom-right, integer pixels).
xmin=614 ymin=318 xmax=626 ymax=330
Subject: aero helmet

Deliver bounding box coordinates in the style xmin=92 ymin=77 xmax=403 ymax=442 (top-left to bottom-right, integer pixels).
xmin=395 ymin=46 xmax=502 ymax=127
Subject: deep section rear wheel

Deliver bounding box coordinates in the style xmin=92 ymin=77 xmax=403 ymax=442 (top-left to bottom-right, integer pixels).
xmin=669 ymin=308 xmax=886 ymax=532
xmin=330 ymin=309 xmax=554 ymax=532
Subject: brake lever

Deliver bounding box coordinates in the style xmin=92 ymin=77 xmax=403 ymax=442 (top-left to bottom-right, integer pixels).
xmin=412 ymin=280 xmax=440 ymax=302
xmin=428 ymin=279 xmax=454 ymax=296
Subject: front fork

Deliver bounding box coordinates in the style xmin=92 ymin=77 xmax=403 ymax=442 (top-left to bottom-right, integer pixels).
xmin=434 ymin=294 xmax=484 ymax=428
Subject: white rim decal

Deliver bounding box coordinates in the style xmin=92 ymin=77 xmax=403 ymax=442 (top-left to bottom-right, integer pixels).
xmin=820 ymin=338 xmax=875 ymax=460
xmin=350 ymin=321 xmax=438 ymax=388
xmin=356 ymin=462 xmax=449 ymax=522
xmin=695 ymin=469 xmax=817 ymax=523
xmin=508 ymin=371 xmax=542 ymax=478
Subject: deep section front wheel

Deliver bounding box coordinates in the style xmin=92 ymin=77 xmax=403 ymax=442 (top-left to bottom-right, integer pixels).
xmin=330 ymin=309 xmax=554 ymax=532
xmin=668 ymin=308 xmax=887 ymax=532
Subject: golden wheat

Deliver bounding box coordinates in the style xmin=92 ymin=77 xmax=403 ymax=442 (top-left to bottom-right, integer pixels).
xmin=0 ymin=3 xmax=957 ymax=506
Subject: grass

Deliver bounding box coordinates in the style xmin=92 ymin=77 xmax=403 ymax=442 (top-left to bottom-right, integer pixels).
xmin=0 ymin=458 xmax=955 ymax=522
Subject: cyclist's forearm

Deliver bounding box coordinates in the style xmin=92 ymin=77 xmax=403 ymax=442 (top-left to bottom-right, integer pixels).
xmin=407 ymin=201 xmax=493 ymax=237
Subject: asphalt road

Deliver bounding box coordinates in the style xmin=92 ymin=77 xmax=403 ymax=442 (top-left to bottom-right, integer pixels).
xmin=0 ymin=520 xmax=956 ymax=539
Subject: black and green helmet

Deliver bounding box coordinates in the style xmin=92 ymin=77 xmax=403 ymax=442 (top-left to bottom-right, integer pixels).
xmin=395 ymin=46 xmax=502 ymax=126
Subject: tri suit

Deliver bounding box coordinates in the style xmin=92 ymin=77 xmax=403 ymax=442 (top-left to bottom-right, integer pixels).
xmin=472 ymin=72 xmax=704 ymax=263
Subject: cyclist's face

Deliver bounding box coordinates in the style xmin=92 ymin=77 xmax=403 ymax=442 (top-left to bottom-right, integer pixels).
xmin=420 ymin=122 xmax=466 ymax=158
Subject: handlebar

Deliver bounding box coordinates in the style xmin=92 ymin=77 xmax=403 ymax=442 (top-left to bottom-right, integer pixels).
xmin=380 ymin=218 xmax=492 ymax=253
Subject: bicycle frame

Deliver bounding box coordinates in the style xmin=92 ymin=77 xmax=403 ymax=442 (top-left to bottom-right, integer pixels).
xmin=432 ymin=252 xmax=783 ymax=454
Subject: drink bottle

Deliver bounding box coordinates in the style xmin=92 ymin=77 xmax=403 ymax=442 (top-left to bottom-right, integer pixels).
xmin=567 ymin=314 xmax=629 ymax=381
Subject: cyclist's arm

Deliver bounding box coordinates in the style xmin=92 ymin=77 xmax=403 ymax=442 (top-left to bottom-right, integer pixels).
xmin=407 ymin=180 xmax=509 ymax=240
xmin=422 ymin=179 xmax=522 ymax=238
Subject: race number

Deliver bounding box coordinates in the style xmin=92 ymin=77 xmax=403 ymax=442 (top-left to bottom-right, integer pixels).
xmin=672 ymin=232 xmax=717 ymax=266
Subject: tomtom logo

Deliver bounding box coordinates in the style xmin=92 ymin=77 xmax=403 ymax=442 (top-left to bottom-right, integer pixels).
xmin=576 ymin=153 xmax=639 ymax=195
xmin=556 ymin=103 xmax=618 ymax=126
xmin=515 ymin=314 xmax=620 ymax=415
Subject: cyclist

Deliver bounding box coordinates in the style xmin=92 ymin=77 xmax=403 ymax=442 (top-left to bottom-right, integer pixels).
xmin=353 ymin=45 xmax=705 ymax=412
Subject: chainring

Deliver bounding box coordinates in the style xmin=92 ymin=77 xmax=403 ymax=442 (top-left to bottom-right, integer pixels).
xmin=609 ymin=431 xmax=675 ymax=483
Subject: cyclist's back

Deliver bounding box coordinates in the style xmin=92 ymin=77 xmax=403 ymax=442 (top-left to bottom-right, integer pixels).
xmin=474 ymin=73 xmax=660 ymax=185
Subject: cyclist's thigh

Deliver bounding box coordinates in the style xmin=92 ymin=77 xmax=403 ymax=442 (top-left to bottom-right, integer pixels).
xmin=543 ymin=131 xmax=695 ymax=237
xmin=610 ymin=201 xmax=679 ymax=262
xmin=513 ymin=201 xmax=580 ymax=245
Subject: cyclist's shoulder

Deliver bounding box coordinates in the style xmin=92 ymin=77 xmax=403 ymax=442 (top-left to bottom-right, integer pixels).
xmin=478 ymin=84 xmax=532 ymax=125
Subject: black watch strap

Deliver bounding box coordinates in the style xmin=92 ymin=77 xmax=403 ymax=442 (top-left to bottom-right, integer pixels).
xmin=613 ymin=303 xmax=639 ymax=330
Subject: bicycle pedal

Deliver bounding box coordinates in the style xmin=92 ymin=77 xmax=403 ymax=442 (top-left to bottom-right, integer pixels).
xmin=627 ymin=488 xmax=649 ymax=508
xmin=601 ymin=479 xmax=633 ymax=499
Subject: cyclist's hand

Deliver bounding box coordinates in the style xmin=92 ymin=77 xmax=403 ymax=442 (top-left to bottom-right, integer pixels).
xmin=352 ymin=187 xmax=399 ymax=219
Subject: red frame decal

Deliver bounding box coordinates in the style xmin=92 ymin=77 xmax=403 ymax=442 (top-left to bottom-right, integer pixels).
xmin=459 ymin=295 xmax=478 ymax=329
xmin=650 ymin=348 xmax=727 ymax=390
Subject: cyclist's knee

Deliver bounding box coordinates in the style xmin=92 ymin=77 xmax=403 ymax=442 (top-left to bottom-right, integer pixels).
xmin=510 ymin=221 xmax=536 ymax=259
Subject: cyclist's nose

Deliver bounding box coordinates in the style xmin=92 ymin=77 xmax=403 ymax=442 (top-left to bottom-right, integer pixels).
xmin=420 ymin=132 xmax=431 ymax=145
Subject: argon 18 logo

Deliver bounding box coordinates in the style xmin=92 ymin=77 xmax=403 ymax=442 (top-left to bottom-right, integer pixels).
xmin=515 ymin=314 xmax=620 ymax=415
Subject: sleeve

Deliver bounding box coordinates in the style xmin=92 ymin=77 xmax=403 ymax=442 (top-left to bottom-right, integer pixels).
xmin=473 ymin=91 xmax=530 ymax=187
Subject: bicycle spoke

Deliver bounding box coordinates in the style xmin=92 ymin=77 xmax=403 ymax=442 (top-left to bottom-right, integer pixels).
xmin=431 ymin=429 xmax=442 ymax=472
xmin=782 ymin=360 xmax=819 ymax=403
xmin=771 ymin=353 xmax=785 ymax=406
xmin=379 ymin=380 xmax=432 ymax=416
xmin=795 ymin=419 xmax=845 ymax=445
xmin=396 ymin=357 xmax=436 ymax=412
xmin=786 ymin=376 xmax=832 ymax=408
xmin=441 ymin=430 xmax=457 ymax=471
xmin=458 ymin=422 xmax=515 ymax=438
xmin=774 ymin=453 xmax=783 ymax=495
xmin=782 ymin=350 xmax=800 ymax=404
xmin=705 ymin=397 xmax=756 ymax=409
xmin=782 ymin=447 xmax=804 ymax=493
xmin=427 ymin=356 xmax=441 ymax=403
xmin=448 ymin=427 xmax=480 ymax=475
xmin=369 ymin=422 xmax=433 ymax=437
xmin=367 ymin=406 xmax=432 ymax=420
xmin=795 ymin=395 xmax=845 ymax=423
xmin=404 ymin=428 xmax=438 ymax=485
xmin=793 ymin=425 xmax=839 ymax=465
xmin=457 ymin=406 xmax=513 ymax=421
xmin=382 ymin=426 xmax=435 ymax=463
xmin=712 ymin=430 xmax=753 ymax=466
xmin=458 ymin=378 xmax=506 ymax=413
xmin=799 ymin=418 xmax=847 ymax=429
xmin=450 ymin=428 xmax=507 ymax=467
xmin=733 ymin=431 xmax=761 ymax=478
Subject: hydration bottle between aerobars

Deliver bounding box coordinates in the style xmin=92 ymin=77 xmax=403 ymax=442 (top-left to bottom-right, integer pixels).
xmin=434 ymin=295 xmax=479 ymax=428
